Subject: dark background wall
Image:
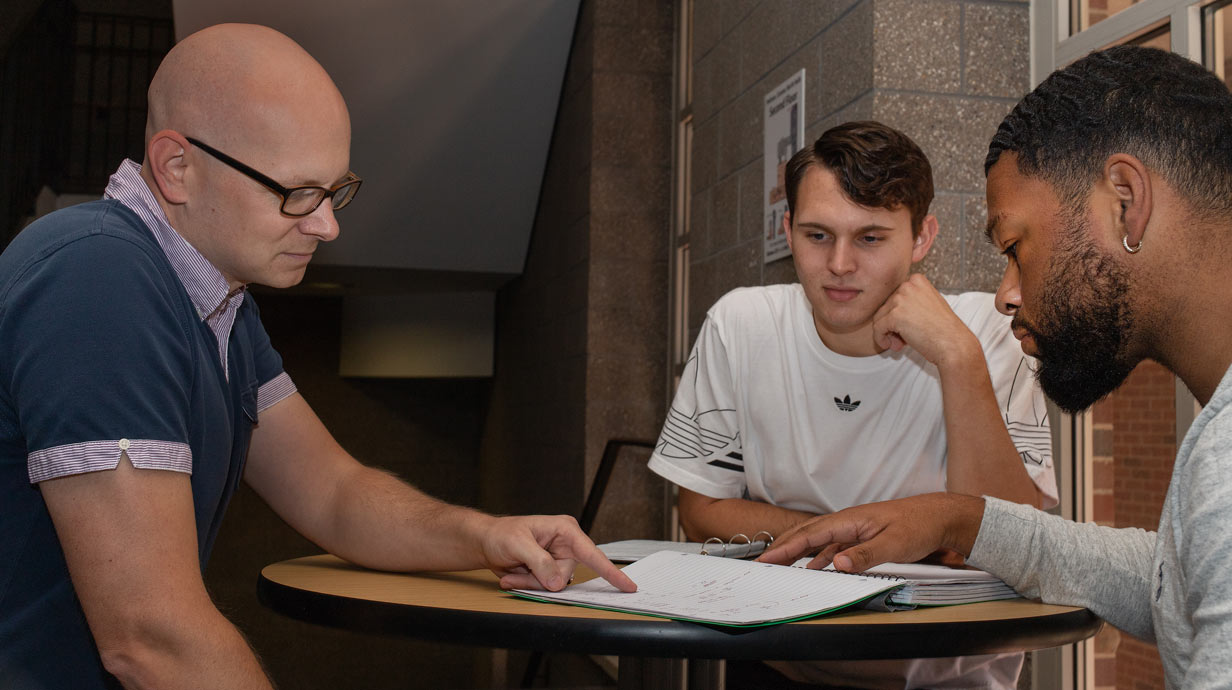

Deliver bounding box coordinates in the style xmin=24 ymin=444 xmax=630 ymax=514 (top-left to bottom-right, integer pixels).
xmin=206 ymin=293 xmax=493 ymax=689
xmin=479 ymin=0 xmax=672 ymax=548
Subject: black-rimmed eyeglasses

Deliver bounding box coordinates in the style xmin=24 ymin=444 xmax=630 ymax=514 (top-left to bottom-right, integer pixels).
xmin=186 ymin=137 xmax=362 ymax=217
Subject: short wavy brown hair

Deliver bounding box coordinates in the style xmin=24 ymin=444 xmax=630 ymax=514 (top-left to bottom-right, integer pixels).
xmin=785 ymin=121 xmax=933 ymax=236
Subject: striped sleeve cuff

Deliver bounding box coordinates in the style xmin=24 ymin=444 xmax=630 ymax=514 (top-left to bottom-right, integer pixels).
xmin=256 ymin=372 xmax=297 ymax=413
xmin=28 ymin=438 xmax=192 ymax=484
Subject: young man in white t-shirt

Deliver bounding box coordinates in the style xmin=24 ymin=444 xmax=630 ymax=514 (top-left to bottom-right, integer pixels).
xmin=648 ymin=121 xmax=1058 ymax=689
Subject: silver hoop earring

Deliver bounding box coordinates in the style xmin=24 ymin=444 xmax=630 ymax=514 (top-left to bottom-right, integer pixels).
xmin=1123 ymin=235 xmax=1142 ymax=254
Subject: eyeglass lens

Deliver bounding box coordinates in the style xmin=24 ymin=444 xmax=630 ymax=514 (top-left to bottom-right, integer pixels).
xmin=282 ymin=179 xmax=361 ymax=216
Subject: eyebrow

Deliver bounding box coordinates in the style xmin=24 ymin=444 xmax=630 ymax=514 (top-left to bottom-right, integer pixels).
xmin=289 ymin=171 xmax=344 ymax=186
xmin=984 ymin=213 xmax=1002 ymax=243
xmin=795 ymin=221 xmax=897 ymax=233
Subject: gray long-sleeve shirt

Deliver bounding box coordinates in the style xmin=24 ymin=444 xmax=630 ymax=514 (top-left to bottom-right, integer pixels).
xmin=969 ymin=365 xmax=1232 ymax=689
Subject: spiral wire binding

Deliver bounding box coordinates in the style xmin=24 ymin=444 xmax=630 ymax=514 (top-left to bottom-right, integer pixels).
xmin=819 ymin=567 xmax=905 ymax=582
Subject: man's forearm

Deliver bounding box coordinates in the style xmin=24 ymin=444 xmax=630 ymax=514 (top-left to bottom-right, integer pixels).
xmin=937 ymin=344 xmax=1041 ymax=506
xmin=678 ymin=490 xmax=817 ymax=543
xmin=318 ymin=462 xmax=497 ymax=572
xmin=244 ymin=395 xmax=632 ymax=592
xmin=306 ymin=461 xmax=636 ymax=593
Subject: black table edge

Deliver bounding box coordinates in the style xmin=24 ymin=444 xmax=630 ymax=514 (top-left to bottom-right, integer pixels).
xmin=257 ymin=572 xmax=1103 ymax=661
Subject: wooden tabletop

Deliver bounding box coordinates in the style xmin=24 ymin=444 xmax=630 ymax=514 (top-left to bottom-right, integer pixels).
xmin=258 ymin=554 xmax=1102 ymax=660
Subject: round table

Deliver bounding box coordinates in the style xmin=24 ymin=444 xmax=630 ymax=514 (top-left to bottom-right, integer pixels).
xmin=258 ymin=554 xmax=1102 ymax=662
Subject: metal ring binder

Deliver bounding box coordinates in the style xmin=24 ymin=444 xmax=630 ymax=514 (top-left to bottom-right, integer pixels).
xmin=699 ymin=532 xmax=774 ymax=557
xmin=701 ymin=536 xmax=725 ymax=557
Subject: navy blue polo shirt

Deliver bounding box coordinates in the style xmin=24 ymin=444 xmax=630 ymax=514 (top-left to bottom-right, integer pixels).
xmin=0 ymin=199 xmax=287 ymax=689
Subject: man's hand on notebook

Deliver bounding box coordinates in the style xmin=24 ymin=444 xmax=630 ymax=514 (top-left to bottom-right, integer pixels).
xmin=756 ymin=493 xmax=986 ymax=574
xmin=480 ymin=514 xmax=638 ymax=593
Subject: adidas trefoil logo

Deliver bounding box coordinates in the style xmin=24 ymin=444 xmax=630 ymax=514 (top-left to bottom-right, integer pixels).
xmin=834 ymin=395 xmax=861 ymax=412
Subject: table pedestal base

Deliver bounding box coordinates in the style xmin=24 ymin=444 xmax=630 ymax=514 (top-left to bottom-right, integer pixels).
xmin=616 ymin=657 xmax=683 ymax=690
xmin=612 ymin=657 xmax=724 ymax=690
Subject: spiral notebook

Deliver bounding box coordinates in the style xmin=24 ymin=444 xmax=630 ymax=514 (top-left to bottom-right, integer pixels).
xmin=512 ymin=551 xmax=1021 ymax=627
xmin=511 ymin=550 xmax=900 ymax=627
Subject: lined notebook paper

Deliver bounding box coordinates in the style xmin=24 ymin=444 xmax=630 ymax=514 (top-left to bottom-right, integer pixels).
xmin=511 ymin=550 xmax=899 ymax=627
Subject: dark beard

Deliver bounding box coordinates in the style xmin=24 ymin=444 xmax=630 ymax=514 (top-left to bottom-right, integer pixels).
xmin=1019 ymin=218 xmax=1136 ymax=414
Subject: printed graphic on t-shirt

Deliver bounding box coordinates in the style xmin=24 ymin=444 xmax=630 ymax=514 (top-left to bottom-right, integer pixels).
xmin=1005 ymin=358 xmax=1050 ymax=466
xmin=657 ymin=348 xmax=744 ymax=472
xmin=833 ymin=394 xmax=861 ymax=412
xmin=657 ymin=407 xmax=743 ymax=471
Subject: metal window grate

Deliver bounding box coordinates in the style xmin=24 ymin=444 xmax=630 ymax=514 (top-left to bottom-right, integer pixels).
xmin=0 ymin=5 xmax=172 ymax=246
xmin=61 ymin=12 xmax=173 ymax=193
xmin=0 ymin=0 xmax=74 ymax=245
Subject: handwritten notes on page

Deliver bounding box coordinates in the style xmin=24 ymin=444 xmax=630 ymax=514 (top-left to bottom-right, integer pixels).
xmin=511 ymin=550 xmax=899 ymax=627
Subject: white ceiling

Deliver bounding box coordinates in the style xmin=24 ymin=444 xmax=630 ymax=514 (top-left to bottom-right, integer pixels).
xmin=171 ymin=0 xmax=579 ymax=284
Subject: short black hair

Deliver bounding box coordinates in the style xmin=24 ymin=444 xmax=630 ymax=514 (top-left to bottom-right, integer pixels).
xmin=986 ymin=45 xmax=1232 ymax=216
xmin=786 ymin=121 xmax=933 ymax=236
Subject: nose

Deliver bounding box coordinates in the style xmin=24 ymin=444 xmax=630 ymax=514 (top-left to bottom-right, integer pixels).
xmin=300 ymin=200 xmax=341 ymax=243
xmin=995 ymin=260 xmax=1021 ymax=316
xmin=828 ymin=238 xmax=856 ymax=276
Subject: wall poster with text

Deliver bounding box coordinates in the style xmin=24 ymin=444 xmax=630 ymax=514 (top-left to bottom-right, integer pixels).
xmin=763 ymin=69 xmax=804 ymax=264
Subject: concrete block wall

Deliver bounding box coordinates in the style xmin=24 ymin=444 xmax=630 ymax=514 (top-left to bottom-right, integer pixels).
xmin=687 ymin=0 xmax=1030 ymax=348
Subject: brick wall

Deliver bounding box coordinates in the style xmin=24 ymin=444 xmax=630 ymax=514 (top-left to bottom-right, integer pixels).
xmin=1089 ymin=360 xmax=1174 ymax=689
xmin=1111 ymin=361 xmax=1174 ymax=689
xmin=1112 ymin=362 xmax=1177 ymax=530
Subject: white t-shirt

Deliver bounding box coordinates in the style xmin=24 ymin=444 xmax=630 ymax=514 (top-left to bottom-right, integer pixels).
xmin=649 ymin=284 xmax=1056 ymax=512
xmin=647 ymin=284 xmax=1057 ymax=690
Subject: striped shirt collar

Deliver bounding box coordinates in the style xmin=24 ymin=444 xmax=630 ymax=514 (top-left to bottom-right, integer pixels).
xmin=103 ymin=159 xmax=246 ymax=376
xmin=103 ymin=159 xmax=244 ymax=322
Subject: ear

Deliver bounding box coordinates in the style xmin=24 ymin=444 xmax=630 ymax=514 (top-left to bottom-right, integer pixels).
xmin=143 ymin=129 xmax=191 ymax=205
xmin=910 ymin=214 xmax=939 ymax=263
xmin=1105 ymin=153 xmax=1152 ymax=250
xmin=783 ymin=209 xmax=794 ymax=252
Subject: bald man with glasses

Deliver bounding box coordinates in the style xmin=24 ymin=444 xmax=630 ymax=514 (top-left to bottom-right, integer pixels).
xmin=0 ymin=23 xmax=633 ymax=690
xmin=184 ymin=137 xmax=363 ymax=217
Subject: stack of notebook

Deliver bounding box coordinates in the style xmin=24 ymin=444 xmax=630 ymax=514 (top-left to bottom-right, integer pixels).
xmin=513 ymin=550 xmax=1021 ymax=627
xmin=832 ymin=560 xmax=1020 ymax=610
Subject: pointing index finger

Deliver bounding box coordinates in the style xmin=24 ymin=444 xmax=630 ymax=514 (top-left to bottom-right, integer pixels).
xmin=573 ymin=541 xmax=637 ymax=592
